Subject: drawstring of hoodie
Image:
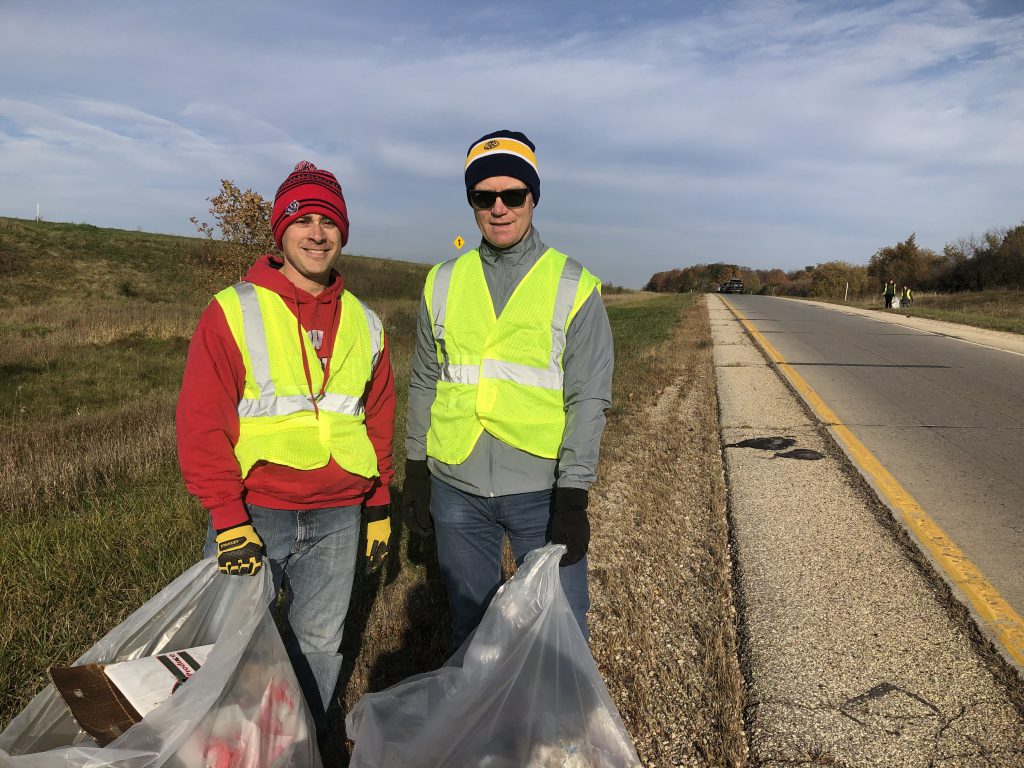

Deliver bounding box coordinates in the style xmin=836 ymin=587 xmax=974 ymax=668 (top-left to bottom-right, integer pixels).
xmin=292 ymin=282 xmax=343 ymax=419
xmin=294 ymin=284 xmax=321 ymax=419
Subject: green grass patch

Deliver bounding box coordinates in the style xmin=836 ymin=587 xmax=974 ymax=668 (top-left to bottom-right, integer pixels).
xmin=0 ymin=461 xmax=206 ymax=719
xmin=898 ymin=291 xmax=1024 ymax=334
xmin=0 ymin=335 xmax=190 ymax=422
xmin=0 ymin=216 xmax=431 ymax=309
xmin=0 ymin=323 xmax=54 ymax=338
xmin=901 ymin=307 xmax=1024 ymax=335
xmin=0 ymin=217 xmax=205 ymax=307
xmin=607 ymin=292 xmax=694 ymax=418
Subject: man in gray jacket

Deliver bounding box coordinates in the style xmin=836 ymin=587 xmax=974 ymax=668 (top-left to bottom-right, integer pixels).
xmin=402 ymin=129 xmax=614 ymax=650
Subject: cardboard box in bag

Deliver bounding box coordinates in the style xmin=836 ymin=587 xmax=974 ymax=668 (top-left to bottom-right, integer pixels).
xmin=49 ymin=646 xmax=213 ymax=746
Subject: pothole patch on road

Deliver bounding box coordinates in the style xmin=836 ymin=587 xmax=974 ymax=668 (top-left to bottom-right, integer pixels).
xmin=724 ymin=437 xmax=824 ymax=460
xmin=774 ymin=448 xmax=824 ymax=461
xmin=726 ymin=436 xmax=797 ymax=451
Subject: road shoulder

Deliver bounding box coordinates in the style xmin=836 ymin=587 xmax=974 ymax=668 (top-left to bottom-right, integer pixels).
xmin=788 ymin=297 xmax=1024 ymax=356
xmin=710 ymin=294 xmax=1024 ymax=766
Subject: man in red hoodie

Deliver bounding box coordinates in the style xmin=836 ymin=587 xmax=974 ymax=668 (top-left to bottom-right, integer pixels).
xmin=175 ymin=161 xmax=395 ymax=737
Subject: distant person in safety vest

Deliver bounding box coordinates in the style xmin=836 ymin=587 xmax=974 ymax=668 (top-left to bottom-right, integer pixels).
xmin=883 ymin=279 xmax=896 ymax=308
xmin=175 ymin=161 xmax=395 ymax=741
xmin=402 ymin=130 xmax=614 ymax=650
xmin=901 ymin=285 xmax=913 ymax=306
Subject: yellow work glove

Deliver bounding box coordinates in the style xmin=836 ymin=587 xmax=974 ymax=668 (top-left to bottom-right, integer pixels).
xmin=214 ymin=522 xmax=264 ymax=575
xmin=364 ymin=505 xmax=391 ymax=574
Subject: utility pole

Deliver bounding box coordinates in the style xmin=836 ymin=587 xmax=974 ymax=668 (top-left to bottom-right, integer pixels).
xmin=35 ymin=203 xmax=40 ymax=222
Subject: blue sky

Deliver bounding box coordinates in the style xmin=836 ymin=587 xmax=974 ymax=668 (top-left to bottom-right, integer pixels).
xmin=1 ymin=1 xmax=1021 ymax=288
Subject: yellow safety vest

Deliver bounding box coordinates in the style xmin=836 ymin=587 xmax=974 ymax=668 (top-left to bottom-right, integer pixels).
xmin=214 ymin=282 xmax=381 ymax=479
xmin=424 ymin=248 xmax=601 ymax=463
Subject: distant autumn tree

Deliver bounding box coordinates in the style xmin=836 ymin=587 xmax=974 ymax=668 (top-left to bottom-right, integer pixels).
xmin=759 ymin=268 xmax=789 ymax=294
xmin=737 ymin=267 xmax=761 ymax=295
xmin=938 ymin=224 xmax=1024 ymax=291
xmin=867 ymin=233 xmax=939 ymax=291
xmin=644 ymin=262 xmax=746 ymax=292
xmin=189 ymin=179 xmax=274 ymax=287
xmin=810 ymin=261 xmax=869 ymax=298
xmin=644 ymin=268 xmax=682 ymax=292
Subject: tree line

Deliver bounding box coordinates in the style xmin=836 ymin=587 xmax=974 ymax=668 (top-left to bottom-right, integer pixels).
xmin=191 ymin=182 xmax=1021 ymax=298
xmin=644 ymin=223 xmax=1024 ymax=297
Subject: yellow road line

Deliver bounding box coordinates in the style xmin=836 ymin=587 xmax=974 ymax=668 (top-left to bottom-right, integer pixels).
xmin=722 ymin=298 xmax=1024 ymax=666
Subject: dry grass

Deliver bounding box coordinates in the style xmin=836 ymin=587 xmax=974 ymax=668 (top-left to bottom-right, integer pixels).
xmin=0 ymin=396 xmax=177 ymax=519
xmin=0 ymin=299 xmax=197 ymax=518
xmin=0 ymin=300 xmax=201 ymax=359
xmin=589 ymin=299 xmax=746 ymax=767
xmin=0 ymin=292 xmax=204 ymax=715
xmin=806 ymin=290 xmax=1024 ymax=335
xmin=602 ymin=290 xmax=665 ymax=306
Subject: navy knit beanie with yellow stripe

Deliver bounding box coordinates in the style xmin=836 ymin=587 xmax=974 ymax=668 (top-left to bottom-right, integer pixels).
xmin=464 ymin=130 xmax=540 ymax=205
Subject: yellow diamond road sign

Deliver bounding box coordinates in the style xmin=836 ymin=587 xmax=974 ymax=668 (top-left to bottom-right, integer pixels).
xmin=453 ymin=236 xmax=464 ymax=250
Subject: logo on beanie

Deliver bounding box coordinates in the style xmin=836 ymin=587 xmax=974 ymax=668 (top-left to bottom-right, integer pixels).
xmin=285 ymin=200 xmax=300 ymax=216
xmin=484 ymin=140 xmax=500 ymax=150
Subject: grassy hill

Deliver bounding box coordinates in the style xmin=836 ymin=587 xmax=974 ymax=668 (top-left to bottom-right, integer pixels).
xmin=0 ymin=216 xmax=430 ymax=307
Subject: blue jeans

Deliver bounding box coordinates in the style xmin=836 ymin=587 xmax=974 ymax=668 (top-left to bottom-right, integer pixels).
xmin=431 ymin=478 xmax=590 ymax=650
xmin=204 ymin=504 xmax=360 ymax=729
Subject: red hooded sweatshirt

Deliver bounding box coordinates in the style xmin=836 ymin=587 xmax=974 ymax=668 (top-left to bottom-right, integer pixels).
xmin=175 ymin=255 xmax=395 ymax=531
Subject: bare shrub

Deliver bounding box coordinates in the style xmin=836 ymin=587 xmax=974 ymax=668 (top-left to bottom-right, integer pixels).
xmin=189 ymin=179 xmax=274 ymax=289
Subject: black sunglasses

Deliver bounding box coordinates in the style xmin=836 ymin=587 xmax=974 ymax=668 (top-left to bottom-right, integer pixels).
xmin=467 ymin=187 xmax=531 ymax=210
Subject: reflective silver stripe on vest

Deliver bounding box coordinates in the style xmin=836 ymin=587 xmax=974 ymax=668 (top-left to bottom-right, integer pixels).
xmin=430 ymin=259 xmax=458 ymax=370
xmin=234 ymin=282 xmax=275 ymax=398
xmin=551 ymin=258 xmax=583 ymax=364
xmin=319 ymin=392 xmax=365 ymax=415
xmin=433 ymin=255 xmax=584 ymax=390
xmin=360 ymin=299 xmax=384 ymax=370
xmin=233 ymin=282 xmax=367 ymax=418
xmin=442 ymin=363 xmax=480 ymax=385
xmin=238 ymin=393 xmax=363 ymax=418
xmin=481 ymin=359 xmax=561 ymax=389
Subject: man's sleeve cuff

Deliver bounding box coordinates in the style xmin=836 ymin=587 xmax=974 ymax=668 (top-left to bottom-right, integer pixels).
xmin=209 ymin=500 xmax=250 ymax=532
xmin=365 ymin=486 xmax=392 ymax=507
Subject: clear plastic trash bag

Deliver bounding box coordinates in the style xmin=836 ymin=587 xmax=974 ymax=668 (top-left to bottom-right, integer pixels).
xmin=0 ymin=558 xmax=321 ymax=768
xmin=346 ymin=544 xmax=641 ymax=768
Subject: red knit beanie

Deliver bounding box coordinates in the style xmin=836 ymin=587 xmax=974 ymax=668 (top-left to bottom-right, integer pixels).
xmin=271 ymin=161 xmax=349 ymax=249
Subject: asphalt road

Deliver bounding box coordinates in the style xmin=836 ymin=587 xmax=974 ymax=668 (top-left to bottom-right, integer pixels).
xmin=723 ymin=294 xmax=1024 ymax=621
xmin=710 ymin=295 xmax=1024 ymax=764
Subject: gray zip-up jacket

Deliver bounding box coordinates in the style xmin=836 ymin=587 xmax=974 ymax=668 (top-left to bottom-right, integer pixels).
xmin=405 ymin=227 xmax=613 ymax=497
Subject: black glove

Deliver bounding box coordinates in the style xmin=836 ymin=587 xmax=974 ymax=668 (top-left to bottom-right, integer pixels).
xmin=550 ymin=487 xmax=590 ymax=567
xmin=364 ymin=504 xmax=391 ymax=574
xmin=402 ymin=459 xmax=433 ymax=537
xmin=214 ymin=522 xmax=264 ymax=575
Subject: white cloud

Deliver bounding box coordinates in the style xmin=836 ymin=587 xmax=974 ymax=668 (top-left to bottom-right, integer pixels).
xmin=0 ymin=0 xmax=1022 ymax=286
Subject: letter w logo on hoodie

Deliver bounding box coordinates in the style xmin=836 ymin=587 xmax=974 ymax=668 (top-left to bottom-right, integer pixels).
xmin=307 ymin=329 xmax=327 ymax=369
